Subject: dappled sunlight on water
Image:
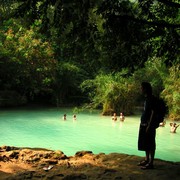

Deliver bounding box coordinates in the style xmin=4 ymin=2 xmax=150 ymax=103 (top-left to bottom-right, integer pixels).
xmin=0 ymin=108 xmax=179 ymax=162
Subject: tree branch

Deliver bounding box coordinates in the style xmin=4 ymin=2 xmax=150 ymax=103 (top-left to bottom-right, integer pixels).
xmin=157 ymin=0 xmax=180 ymax=8
xmin=115 ymin=15 xmax=180 ymax=29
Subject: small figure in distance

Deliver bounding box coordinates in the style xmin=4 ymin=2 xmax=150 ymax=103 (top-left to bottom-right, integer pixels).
xmin=73 ymin=114 xmax=76 ymax=121
xmin=112 ymin=112 xmax=117 ymax=121
xmin=170 ymin=122 xmax=179 ymax=133
xmin=120 ymin=112 xmax=125 ymax=122
xmin=63 ymin=114 xmax=67 ymax=120
xmin=159 ymin=120 xmax=166 ymax=127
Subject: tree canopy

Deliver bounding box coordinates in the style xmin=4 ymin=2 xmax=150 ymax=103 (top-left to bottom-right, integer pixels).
xmin=0 ymin=0 xmax=179 ymax=119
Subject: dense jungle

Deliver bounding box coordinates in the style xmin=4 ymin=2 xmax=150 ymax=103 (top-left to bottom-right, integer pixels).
xmin=0 ymin=0 xmax=179 ymax=120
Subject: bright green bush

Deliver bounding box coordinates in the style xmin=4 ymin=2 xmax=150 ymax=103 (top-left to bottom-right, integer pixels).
xmin=133 ymin=58 xmax=168 ymax=97
xmin=161 ymin=65 xmax=180 ymax=121
xmin=81 ymin=69 xmax=137 ymax=115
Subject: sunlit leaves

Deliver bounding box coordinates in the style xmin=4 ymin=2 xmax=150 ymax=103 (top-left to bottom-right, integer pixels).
xmin=162 ymin=65 xmax=180 ymax=120
xmin=81 ymin=70 xmax=137 ymax=115
xmin=0 ymin=18 xmax=56 ymax=97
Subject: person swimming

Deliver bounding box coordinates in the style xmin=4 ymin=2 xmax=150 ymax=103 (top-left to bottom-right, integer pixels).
xmin=159 ymin=120 xmax=166 ymax=127
xmin=170 ymin=122 xmax=179 ymax=133
xmin=120 ymin=112 xmax=125 ymax=121
xmin=112 ymin=113 xmax=117 ymax=121
xmin=63 ymin=114 xmax=67 ymax=120
xmin=73 ymin=114 xmax=76 ymax=120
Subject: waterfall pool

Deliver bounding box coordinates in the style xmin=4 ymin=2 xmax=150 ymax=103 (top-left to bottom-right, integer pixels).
xmin=0 ymin=107 xmax=179 ymax=162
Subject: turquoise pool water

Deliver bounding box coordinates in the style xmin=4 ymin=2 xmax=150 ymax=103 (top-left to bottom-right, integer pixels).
xmin=0 ymin=107 xmax=179 ymax=162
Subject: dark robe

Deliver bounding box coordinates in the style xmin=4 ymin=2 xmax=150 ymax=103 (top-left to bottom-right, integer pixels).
xmin=138 ymin=95 xmax=156 ymax=151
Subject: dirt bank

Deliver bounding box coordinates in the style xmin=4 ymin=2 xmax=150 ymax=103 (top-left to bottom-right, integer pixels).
xmin=0 ymin=146 xmax=179 ymax=180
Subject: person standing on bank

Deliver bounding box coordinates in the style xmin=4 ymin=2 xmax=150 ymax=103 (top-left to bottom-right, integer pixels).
xmin=138 ymin=82 xmax=157 ymax=170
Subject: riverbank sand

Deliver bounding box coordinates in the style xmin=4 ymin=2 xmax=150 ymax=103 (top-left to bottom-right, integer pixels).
xmin=0 ymin=146 xmax=179 ymax=180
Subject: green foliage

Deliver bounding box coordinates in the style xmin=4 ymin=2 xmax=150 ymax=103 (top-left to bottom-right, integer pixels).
xmin=161 ymin=65 xmax=180 ymax=120
xmin=52 ymin=61 xmax=87 ymax=106
xmin=137 ymin=0 xmax=180 ymax=65
xmin=96 ymin=0 xmax=149 ymax=71
xmin=0 ymin=90 xmax=27 ymax=107
xmin=81 ymin=57 xmax=180 ymax=120
xmin=0 ymin=0 xmax=18 ymax=22
xmin=0 ymin=0 xmax=179 ymax=117
xmin=81 ymin=70 xmax=137 ymax=115
xmin=133 ymin=57 xmax=168 ymax=97
xmin=0 ymin=19 xmax=56 ymax=100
